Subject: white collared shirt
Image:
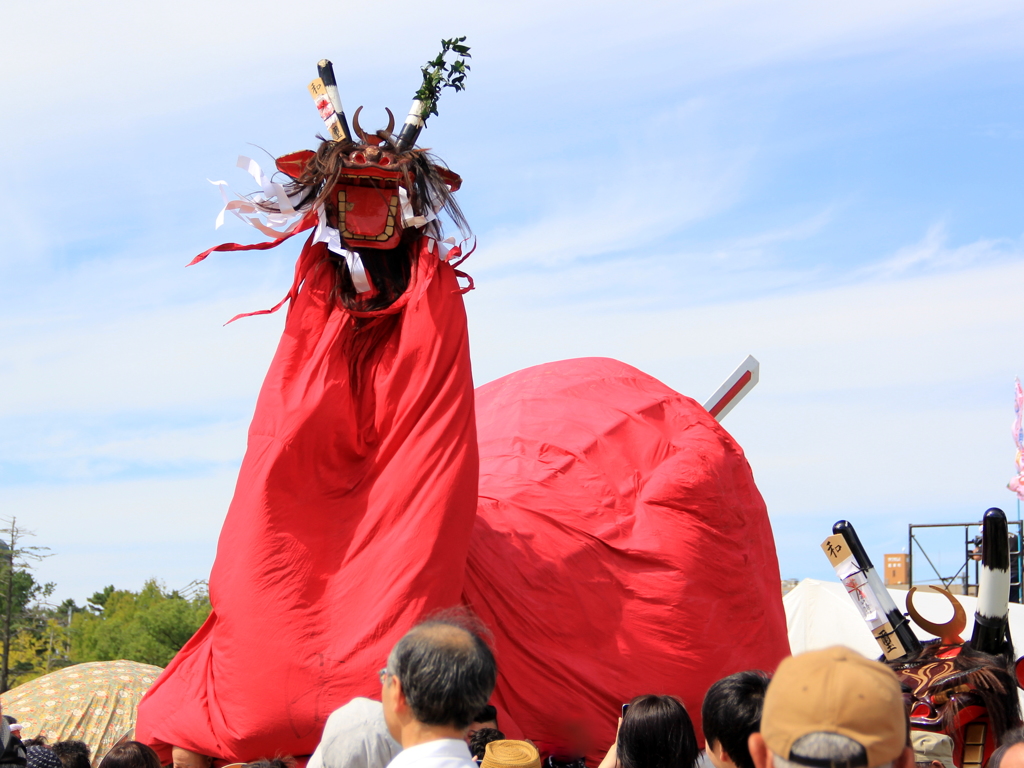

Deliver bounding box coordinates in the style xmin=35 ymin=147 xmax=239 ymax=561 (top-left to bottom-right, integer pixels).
xmin=387 ymin=739 xmax=476 ymax=768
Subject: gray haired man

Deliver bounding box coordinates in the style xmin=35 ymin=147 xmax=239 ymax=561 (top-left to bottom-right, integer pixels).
xmin=748 ymin=646 xmax=913 ymax=768
xmin=381 ymin=614 xmax=497 ymax=768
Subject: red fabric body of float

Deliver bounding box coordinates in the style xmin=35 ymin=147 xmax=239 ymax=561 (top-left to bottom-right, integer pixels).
xmin=137 ymin=235 xmax=789 ymax=762
xmin=136 ymin=235 xmax=479 ymax=762
xmin=464 ymin=358 xmax=790 ymax=761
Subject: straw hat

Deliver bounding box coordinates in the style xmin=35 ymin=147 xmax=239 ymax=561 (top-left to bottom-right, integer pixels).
xmin=481 ymin=741 xmax=541 ymax=768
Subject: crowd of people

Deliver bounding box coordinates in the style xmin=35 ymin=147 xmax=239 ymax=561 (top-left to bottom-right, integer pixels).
xmin=5 ymin=614 xmax=1024 ymax=768
xmin=0 ymin=729 xmax=164 ymax=768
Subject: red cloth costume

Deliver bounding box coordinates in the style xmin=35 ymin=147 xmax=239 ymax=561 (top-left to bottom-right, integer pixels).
xmin=135 ymin=234 xmax=479 ymax=762
xmin=136 ymin=255 xmax=791 ymax=763
xmin=137 ymin=44 xmax=789 ymax=762
xmin=465 ymin=358 xmax=790 ymax=761
xmin=136 ymin=124 xmax=789 ymax=764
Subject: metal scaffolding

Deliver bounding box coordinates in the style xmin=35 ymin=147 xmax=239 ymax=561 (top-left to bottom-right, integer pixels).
xmin=908 ymin=520 xmax=1023 ymax=601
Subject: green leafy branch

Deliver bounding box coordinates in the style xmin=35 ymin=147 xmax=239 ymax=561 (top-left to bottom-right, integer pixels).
xmin=413 ymin=36 xmax=472 ymax=120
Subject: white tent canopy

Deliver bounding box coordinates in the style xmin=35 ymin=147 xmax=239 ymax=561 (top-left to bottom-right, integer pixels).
xmin=785 ymin=577 xmax=1024 ymax=658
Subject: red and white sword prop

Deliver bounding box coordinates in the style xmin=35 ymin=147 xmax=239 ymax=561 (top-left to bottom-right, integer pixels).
xmin=703 ymin=355 xmax=760 ymax=421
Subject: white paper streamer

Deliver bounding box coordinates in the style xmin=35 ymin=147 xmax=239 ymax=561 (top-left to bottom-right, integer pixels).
xmin=345 ymin=251 xmax=371 ymax=294
xmin=313 ymin=204 xmax=342 ymax=252
xmin=399 ymin=186 xmax=445 ymax=230
xmin=237 ymin=155 xmax=302 ymax=217
xmin=430 ymin=236 xmax=458 ymax=261
xmin=312 ymin=204 xmax=371 ymax=294
xmin=209 ymin=157 xmax=306 ymax=235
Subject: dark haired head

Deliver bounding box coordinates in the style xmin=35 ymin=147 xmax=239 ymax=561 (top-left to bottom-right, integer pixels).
xmin=617 ymin=695 xmax=700 ymax=768
xmin=98 ymin=742 xmax=161 ymax=768
xmin=27 ymin=746 xmax=62 ymax=768
xmin=470 ymin=729 xmax=506 ymax=760
xmin=51 ymin=743 xmax=89 ymax=758
xmin=701 ymin=671 xmax=771 ymax=768
xmin=386 ymin=610 xmax=497 ymax=730
xmin=472 ymin=706 xmax=498 ymax=728
xmin=52 ymin=741 xmax=91 ymax=768
xmin=243 ymin=759 xmax=296 ymax=768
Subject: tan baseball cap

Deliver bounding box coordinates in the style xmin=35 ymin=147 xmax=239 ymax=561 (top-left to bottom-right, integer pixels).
xmin=911 ymin=731 xmax=955 ymax=768
xmin=761 ymin=646 xmax=908 ymax=768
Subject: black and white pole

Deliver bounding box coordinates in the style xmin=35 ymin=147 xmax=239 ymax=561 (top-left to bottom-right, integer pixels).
xmin=317 ymin=60 xmax=351 ymax=141
xmin=823 ymin=520 xmax=923 ymax=662
xmin=969 ymin=507 xmax=1012 ymax=655
xmin=394 ymin=98 xmax=426 ymax=152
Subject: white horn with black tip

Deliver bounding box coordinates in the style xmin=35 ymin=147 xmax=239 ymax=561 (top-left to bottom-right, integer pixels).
xmin=970 ymin=507 xmax=1012 ymax=655
xmin=394 ymin=99 xmax=425 ymax=152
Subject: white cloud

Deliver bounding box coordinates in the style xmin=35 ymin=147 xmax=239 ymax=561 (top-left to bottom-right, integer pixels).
xmin=469 ymin=248 xmax=1024 ymax=393
xmin=4 ymin=1 xmax=1023 ymax=149
xmin=0 ymin=295 xmax=283 ymax=418
xmin=725 ymin=208 xmax=835 ymax=251
xmin=476 ymin=142 xmax=756 ymax=271
xmin=861 ymin=222 xmax=1019 ymax=278
xmin=0 ymin=416 xmax=249 ymax=482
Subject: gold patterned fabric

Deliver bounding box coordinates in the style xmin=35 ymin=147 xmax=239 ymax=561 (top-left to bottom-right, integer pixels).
xmin=1 ymin=660 xmax=163 ymax=766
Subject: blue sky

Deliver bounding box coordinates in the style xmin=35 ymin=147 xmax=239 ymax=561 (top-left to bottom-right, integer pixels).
xmin=3 ymin=1 xmax=1024 ymax=603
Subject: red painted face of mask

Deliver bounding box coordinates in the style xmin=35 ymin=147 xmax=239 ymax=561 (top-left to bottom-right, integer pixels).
xmin=329 ymin=165 xmax=405 ymax=249
xmin=275 ymin=144 xmax=461 ymax=251
xmin=898 ymin=650 xmax=999 ymax=768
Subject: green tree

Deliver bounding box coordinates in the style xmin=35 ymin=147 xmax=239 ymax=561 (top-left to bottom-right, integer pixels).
xmin=87 ymin=585 xmax=115 ymax=612
xmin=72 ymin=579 xmax=210 ymax=667
xmin=0 ymin=519 xmax=53 ymax=692
xmin=7 ymin=618 xmax=73 ymax=687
